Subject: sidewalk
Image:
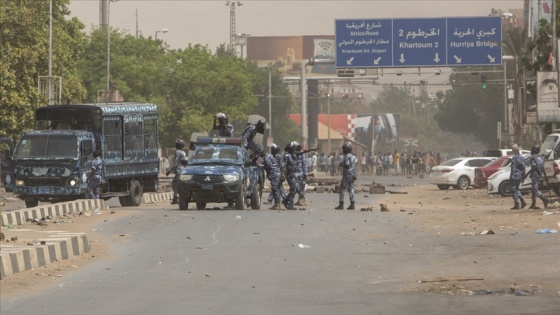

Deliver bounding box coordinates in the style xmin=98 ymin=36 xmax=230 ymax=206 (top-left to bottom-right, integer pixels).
xmin=1 ymin=193 xmax=172 ymax=279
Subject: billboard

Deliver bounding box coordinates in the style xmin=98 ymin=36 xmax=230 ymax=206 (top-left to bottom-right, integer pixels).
xmin=536 ymin=71 xmax=559 ymax=122
xmin=246 ymin=35 xmax=377 ymax=77
xmin=289 ymin=113 xmax=399 ymax=147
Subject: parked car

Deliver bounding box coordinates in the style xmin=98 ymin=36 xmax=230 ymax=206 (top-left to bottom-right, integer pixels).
xmin=430 ymin=157 xmax=496 ymax=190
xmin=482 ymin=149 xmax=530 ymax=157
xmin=473 ymin=155 xmax=514 ymax=188
xmin=486 ymin=155 xmax=532 ymax=197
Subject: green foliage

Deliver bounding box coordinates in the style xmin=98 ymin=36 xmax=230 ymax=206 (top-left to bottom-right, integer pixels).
xmin=0 ymin=0 xmax=87 ymax=139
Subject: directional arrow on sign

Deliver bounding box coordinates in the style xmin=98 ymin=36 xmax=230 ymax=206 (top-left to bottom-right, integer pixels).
xmin=399 ymin=53 xmax=406 ymax=63
xmin=346 ymin=57 xmax=354 ymax=65
xmin=434 ymin=53 xmax=440 ymax=63
xmin=487 ymin=55 xmax=495 ymax=63
xmin=373 ymin=57 xmax=381 ymax=65
xmin=454 ymin=55 xmax=462 ymax=63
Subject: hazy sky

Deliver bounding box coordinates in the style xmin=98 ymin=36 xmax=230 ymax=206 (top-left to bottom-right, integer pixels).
xmin=68 ymin=0 xmax=524 ymax=50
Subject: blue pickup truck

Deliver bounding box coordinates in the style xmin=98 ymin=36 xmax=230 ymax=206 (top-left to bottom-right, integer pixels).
xmin=177 ymin=137 xmax=264 ymax=210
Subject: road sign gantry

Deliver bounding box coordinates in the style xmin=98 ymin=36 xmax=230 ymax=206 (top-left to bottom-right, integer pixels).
xmin=335 ymin=16 xmax=502 ymax=69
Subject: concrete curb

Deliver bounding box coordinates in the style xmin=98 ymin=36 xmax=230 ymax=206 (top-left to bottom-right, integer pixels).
xmin=0 ymin=232 xmax=89 ymax=279
xmin=0 ymin=192 xmax=172 ymax=279
xmin=1 ymin=199 xmax=105 ymax=227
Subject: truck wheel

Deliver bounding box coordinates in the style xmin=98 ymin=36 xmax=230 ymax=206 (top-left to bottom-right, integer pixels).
xmin=123 ymin=179 xmax=143 ymax=207
xmin=235 ymin=186 xmax=246 ymax=210
xmin=119 ymin=196 xmax=131 ymax=207
xmin=250 ymin=183 xmax=262 ymax=210
xmin=196 ymin=200 xmax=206 ymax=210
xmin=455 ymin=176 xmax=470 ymax=190
xmin=178 ymin=196 xmax=189 ymax=210
xmin=25 ymin=199 xmax=39 ymax=208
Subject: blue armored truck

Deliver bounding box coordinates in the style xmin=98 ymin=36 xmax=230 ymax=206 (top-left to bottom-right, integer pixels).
xmin=12 ymin=103 xmax=160 ymax=208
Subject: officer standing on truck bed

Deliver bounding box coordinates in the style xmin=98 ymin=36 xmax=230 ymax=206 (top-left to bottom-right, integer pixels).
xmin=213 ymin=112 xmax=234 ymax=137
xmin=168 ymin=139 xmax=187 ymax=204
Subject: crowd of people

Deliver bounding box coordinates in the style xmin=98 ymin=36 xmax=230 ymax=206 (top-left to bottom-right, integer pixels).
xmin=313 ymin=150 xmax=444 ymax=177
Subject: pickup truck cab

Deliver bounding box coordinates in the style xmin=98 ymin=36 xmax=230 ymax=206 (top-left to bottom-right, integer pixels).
xmin=177 ymin=137 xmax=264 ymax=210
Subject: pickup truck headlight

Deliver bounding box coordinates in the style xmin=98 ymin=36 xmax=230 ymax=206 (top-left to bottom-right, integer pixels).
xmin=180 ymin=174 xmax=193 ymax=181
xmin=16 ymin=179 xmax=24 ymax=186
xmin=69 ymin=179 xmax=77 ymax=186
xmin=223 ymin=174 xmax=239 ymax=182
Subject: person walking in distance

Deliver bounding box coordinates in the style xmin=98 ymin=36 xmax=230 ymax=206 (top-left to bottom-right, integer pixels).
xmin=335 ymin=143 xmax=358 ymax=210
xmin=168 ymin=139 xmax=187 ymax=205
xmin=524 ymin=145 xmax=550 ymax=209
xmin=510 ymin=144 xmax=527 ymax=210
xmin=86 ymin=150 xmax=103 ymax=199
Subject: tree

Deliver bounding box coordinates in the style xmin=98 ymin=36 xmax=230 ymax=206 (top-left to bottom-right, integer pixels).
xmin=0 ymin=0 xmax=87 ymax=139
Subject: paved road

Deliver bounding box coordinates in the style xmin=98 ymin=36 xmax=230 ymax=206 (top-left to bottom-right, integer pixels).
xmin=2 ymin=175 xmax=559 ymax=314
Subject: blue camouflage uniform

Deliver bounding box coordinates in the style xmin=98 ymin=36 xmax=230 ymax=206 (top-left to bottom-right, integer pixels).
xmin=527 ymin=153 xmax=549 ymax=208
xmin=262 ymin=153 xmax=282 ymax=204
xmin=339 ymin=152 xmax=358 ymax=204
xmin=87 ymin=156 xmax=103 ymax=199
xmin=241 ymin=124 xmax=263 ymax=157
xmin=510 ymin=153 xmax=526 ymax=207
xmin=267 ymin=153 xmax=287 ymax=203
xmin=171 ymin=149 xmax=187 ymax=200
xmin=282 ymin=152 xmax=299 ymax=209
xmin=295 ymin=150 xmax=307 ymax=199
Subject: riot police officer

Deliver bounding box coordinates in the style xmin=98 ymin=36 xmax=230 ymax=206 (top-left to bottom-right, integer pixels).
xmin=259 ymin=147 xmax=284 ymax=210
xmin=86 ymin=150 xmax=103 ymax=199
xmin=335 ymin=143 xmax=358 ymax=210
xmin=213 ymin=112 xmax=234 ymax=137
xmin=282 ymin=141 xmax=299 ymax=210
xmin=265 ymin=144 xmax=286 ymax=204
xmin=168 ymin=139 xmax=188 ymax=204
xmin=241 ymin=119 xmax=265 ymax=158
xmin=524 ymin=145 xmax=550 ymax=209
xmin=510 ymin=144 xmax=527 ymax=210
xmin=294 ymin=144 xmax=308 ymax=206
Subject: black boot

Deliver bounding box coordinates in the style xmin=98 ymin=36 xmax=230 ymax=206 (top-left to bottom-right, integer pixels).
xmin=171 ymin=197 xmax=178 ymax=205
xmin=335 ymin=202 xmax=344 ymax=210
xmin=510 ymin=203 xmax=520 ymax=210
xmin=520 ymin=198 xmax=527 ymax=209
xmin=541 ymin=196 xmax=550 ymax=209
xmin=529 ymin=199 xmax=540 ymax=210
xmin=347 ymin=202 xmax=355 ymax=210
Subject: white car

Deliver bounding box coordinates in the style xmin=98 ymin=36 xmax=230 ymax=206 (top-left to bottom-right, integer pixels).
xmin=430 ymin=157 xmax=496 ymax=190
xmin=487 ymin=155 xmax=533 ymax=197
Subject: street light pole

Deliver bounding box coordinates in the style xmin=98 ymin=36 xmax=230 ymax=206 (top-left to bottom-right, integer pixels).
xmin=268 ymin=69 xmax=272 ymax=140
xmin=327 ymin=94 xmax=332 ymax=154
xmin=155 ymin=28 xmax=168 ymax=40
xmin=106 ymin=0 xmax=112 ymax=103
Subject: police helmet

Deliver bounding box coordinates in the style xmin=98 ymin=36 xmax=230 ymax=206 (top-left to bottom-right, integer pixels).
xmin=255 ymin=119 xmax=266 ymax=134
xmin=285 ymin=143 xmax=294 ymax=154
xmin=290 ymin=141 xmax=299 ymax=149
xmin=271 ymin=143 xmax=280 ymax=155
xmin=531 ymin=145 xmax=540 ymax=155
xmin=215 ymin=112 xmax=227 ymax=124
xmin=175 ymin=139 xmax=186 ymax=150
xmin=342 ymin=143 xmax=352 ymax=154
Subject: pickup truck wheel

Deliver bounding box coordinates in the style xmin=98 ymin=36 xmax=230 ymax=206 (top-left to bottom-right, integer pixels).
xmin=25 ymin=199 xmax=39 ymax=208
xmin=178 ymin=196 xmax=189 ymax=210
xmin=498 ymin=180 xmax=513 ymax=197
xmin=552 ymin=184 xmax=560 ymax=196
xmin=196 ymin=200 xmax=206 ymax=210
xmin=235 ymin=186 xmax=246 ymax=210
xmin=250 ymin=183 xmax=262 ymax=210
xmin=123 ymin=179 xmax=143 ymax=207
